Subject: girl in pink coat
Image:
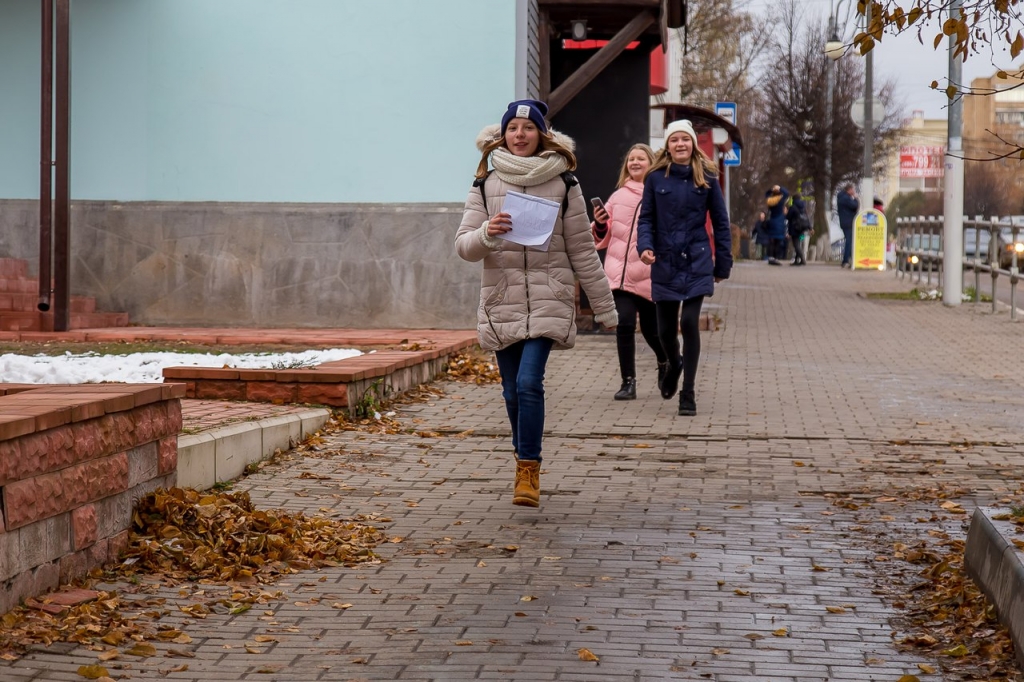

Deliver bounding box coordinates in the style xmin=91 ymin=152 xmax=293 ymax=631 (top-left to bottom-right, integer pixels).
xmin=593 ymin=143 xmax=669 ymax=400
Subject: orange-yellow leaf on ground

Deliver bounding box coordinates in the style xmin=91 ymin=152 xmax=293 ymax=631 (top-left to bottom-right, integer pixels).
xmin=734 ymin=589 xmax=750 ymax=596
xmin=97 ymin=649 xmax=120 ymax=662
xmin=825 ymin=606 xmax=846 ymax=614
xmin=793 ymin=461 xmax=806 ymax=467
xmin=125 ymin=643 xmax=157 ymax=658
xmin=943 ymin=644 xmax=969 ymax=657
xmin=76 ymin=665 xmax=110 ymax=679
xmin=772 ymin=627 xmax=789 ymax=637
xmin=711 ymin=647 xmax=730 ymax=656
xmin=520 ymin=595 xmax=537 ymax=602
xmin=455 ymin=640 xmax=473 ymax=646
xmin=253 ymin=635 xmax=278 ymax=643
xmin=514 ymin=612 xmax=527 ymax=617
xmin=897 ymin=676 xmax=921 ymax=682
xmin=332 ymin=602 xmax=353 ymax=609
xmin=744 ymin=633 xmax=764 ymax=640
xmin=918 ymin=663 xmax=937 ymax=673
xmin=578 ymin=648 xmax=600 ymax=662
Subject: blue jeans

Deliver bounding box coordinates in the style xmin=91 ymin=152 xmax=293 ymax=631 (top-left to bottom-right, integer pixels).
xmin=842 ymin=226 xmax=853 ymax=264
xmin=493 ymin=337 xmax=554 ymax=462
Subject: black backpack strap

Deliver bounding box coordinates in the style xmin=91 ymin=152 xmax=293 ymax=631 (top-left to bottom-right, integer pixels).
xmin=560 ymin=172 xmax=578 ymax=218
xmin=472 ymin=172 xmax=490 ymax=208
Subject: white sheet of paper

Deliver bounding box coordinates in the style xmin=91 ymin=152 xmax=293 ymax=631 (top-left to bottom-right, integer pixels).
xmin=499 ymin=191 xmax=559 ymax=251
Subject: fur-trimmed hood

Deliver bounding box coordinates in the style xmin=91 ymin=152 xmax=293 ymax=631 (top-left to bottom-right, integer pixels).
xmin=476 ymin=124 xmax=576 ymax=152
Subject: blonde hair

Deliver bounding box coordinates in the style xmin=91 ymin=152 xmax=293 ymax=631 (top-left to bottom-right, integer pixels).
xmin=615 ymin=144 xmax=655 ymax=188
xmin=475 ymin=130 xmax=578 ymax=179
xmin=646 ymin=140 xmax=718 ymax=189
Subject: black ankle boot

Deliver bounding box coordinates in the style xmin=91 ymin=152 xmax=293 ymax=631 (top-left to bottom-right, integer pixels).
xmin=614 ymin=377 xmax=637 ymax=401
xmin=660 ymin=356 xmax=683 ymax=400
xmin=656 ymin=361 xmax=670 ymax=390
xmin=678 ymin=389 xmax=696 ymax=416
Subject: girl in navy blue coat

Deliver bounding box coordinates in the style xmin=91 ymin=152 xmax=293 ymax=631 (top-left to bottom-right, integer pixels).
xmin=637 ymin=119 xmax=732 ymax=416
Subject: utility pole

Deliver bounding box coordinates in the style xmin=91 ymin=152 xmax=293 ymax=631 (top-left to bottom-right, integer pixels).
xmin=860 ymin=1 xmax=874 ymax=232
xmin=942 ymin=0 xmax=964 ymax=306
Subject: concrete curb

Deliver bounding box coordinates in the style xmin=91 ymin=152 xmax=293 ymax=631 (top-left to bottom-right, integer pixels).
xmin=175 ymin=407 xmax=330 ymax=491
xmin=964 ymin=507 xmax=1024 ymax=669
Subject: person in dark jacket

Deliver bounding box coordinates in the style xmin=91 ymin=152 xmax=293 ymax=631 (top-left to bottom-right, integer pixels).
xmin=786 ymin=193 xmax=809 ymax=265
xmin=752 ymin=211 xmax=769 ymax=260
xmin=764 ymin=185 xmax=789 ymax=265
xmin=637 ymin=119 xmax=732 ymax=416
xmin=837 ymin=183 xmax=859 ymax=268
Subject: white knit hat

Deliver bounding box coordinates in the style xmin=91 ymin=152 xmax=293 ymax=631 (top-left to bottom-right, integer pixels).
xmin=664 ymin=119 xmax=697 ymax=145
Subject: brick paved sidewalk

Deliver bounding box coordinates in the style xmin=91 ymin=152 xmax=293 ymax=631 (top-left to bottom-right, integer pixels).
xmin=4 ymin=263 xmax=1023 ymax=681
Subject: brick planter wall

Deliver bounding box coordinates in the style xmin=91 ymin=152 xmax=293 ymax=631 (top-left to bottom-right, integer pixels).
xmin=163 ymin=336 xmax=478 ymax=410
xmin=0 ymin=384 xmax=184 ymax=615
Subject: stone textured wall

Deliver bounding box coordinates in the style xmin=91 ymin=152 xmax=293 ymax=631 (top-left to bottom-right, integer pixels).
xmin=0 ymin=386 xmax=182 ymax=615
xmin=0 ymin=200 xmax=481 ymax=329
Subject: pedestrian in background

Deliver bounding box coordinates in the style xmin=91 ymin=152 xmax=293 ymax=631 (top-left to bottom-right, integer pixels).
xmin=765 ymin=185 xmax=789 ymax=265
xmin=786 ymin=193 xmax=809 ymax=266
xmin=752 ymin=210 xmax=769 ymax=261
xmin=455 ymin=99 xmax=617 ymax=508
xmin=837 ymin=183 xmax=859 ymax=268
xmin=637 ymin=120 xmax=732 ymax=417
xmin=592 ymin=143 xmax=669 ymax=401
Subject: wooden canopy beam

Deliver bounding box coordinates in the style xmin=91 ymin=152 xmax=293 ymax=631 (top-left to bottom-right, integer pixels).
xmin=546 ymin=9 xmax=656 ymax=118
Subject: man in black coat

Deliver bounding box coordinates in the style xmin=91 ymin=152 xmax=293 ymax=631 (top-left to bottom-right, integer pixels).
xmin=836 ymin=183 xmax=859 ymax=268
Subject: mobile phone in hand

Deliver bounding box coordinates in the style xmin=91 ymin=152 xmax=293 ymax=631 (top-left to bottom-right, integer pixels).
xmin=590 ymin=197 xmax=605 ymax=212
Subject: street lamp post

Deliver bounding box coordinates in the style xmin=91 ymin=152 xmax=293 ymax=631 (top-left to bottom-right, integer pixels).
xmin=824 ymin=22 xmax=844 ymax=221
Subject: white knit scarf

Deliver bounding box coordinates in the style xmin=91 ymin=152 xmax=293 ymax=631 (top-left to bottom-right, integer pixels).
xmin=491 ymin=147 xmax=569 ymax=187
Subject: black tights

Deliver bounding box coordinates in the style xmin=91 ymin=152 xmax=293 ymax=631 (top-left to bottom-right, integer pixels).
xmin=613 ymin=290 xmax=667 ymax=379
xmin=656 ymin=296 xmax=705 ymax=391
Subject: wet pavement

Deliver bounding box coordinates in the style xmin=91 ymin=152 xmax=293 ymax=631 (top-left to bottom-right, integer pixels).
xmin=4 ymin=262 xmax=1023 ymax=681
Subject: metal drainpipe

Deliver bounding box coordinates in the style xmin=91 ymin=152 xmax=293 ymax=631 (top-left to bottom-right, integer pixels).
xmin=53 ymin=0 xmax=70 ymax=332
xmin=38 ymin=0 xmax=53 ymax=313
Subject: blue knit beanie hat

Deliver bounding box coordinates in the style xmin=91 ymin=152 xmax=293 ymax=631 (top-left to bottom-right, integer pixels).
xmin=500 ymin=100 xmax=549 ymax=136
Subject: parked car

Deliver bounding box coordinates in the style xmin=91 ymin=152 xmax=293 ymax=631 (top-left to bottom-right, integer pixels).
xmin=964 ymin=223 xmax=1024 ymax=270
xmin=901 ymin=233 xmax=941 ymax=270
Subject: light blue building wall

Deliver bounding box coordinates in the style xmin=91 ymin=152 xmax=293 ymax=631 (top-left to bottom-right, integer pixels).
xmin=0 ymin=0 xmax=517 ymax=203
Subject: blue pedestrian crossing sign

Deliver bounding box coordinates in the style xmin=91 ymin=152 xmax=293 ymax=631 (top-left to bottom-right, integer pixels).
xmin=723 ymin=142 xmax=741 ymax=167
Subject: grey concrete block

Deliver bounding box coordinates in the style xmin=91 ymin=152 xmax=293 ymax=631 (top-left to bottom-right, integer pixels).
xmin=294 ymin=408 xmax=330 ymax=440
xmin=965 ymin=507 xmax=1024 ymax=669
xmin=258 ymin=415 xmax=302 ymax=457
xmin=177 ymin=432 xmax=217 ymax=491
xmin=213 ymin=422 xmax=263 ymax=482
xmin=0 ymin=526 xmax=19 ymax=582
xmin=126 ymin=441 xmax=160 ymax=488
xmin=93 ymin=490 xmax=133 ymax=540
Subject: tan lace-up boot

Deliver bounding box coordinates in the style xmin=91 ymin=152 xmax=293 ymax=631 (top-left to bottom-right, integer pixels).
xmin=513 ymin=459 xmax=541 ymax=507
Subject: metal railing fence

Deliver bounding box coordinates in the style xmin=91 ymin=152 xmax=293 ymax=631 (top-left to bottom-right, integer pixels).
xmin=894 ymin=216 xmax=1022 ymax=321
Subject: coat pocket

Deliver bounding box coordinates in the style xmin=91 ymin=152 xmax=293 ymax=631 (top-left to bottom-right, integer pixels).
xmin=687 ymin=241 xmax=714 ymax=276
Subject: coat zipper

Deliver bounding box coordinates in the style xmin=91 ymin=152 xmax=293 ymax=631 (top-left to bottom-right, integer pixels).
xmin=619 ymin=202 xmax=642 ymax=289
xmin=521 ymin=185 xmax=530 ymax=336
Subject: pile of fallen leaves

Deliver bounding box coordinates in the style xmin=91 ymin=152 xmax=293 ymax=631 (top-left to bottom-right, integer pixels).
xmin=115 ymin=488 xmax=387 ymax=583
xmin=826 ymin=484 xmax=1023 ymax=680
xmin=444 ymin=351 xmax=500 ymax=384
xmin=891 ymin=532 xmax=1019 ymax=680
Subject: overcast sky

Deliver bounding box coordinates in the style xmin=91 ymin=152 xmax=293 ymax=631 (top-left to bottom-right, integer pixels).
xmin=747 ymin=0 xmax=1018 ymax=121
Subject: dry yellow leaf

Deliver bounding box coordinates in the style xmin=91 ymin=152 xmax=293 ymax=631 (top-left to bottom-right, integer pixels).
xmin=455 ymin=640 xmax=473 ymax=646
xmin=577 ymin=648 xmax=599 ymax=662
xmin=253 ymin=635 xmax=278 ymax=643
xmin=97 ymin=649 xmax=120 ymax=662
xmin=125 ymin=643 xmax=157 ymax=658
xmin=917 ymin=663 xmax=937 ymax=673
xmin=332 ymin=602 xmax=353 ymax=609
xmin=772 ymin=627 xmax=789 ymax=636
xmin=897 ymin=676 xmax=921 ymax=682
xmin=711 ymin=647 xmax=730 ymax=655
xmin=734 ymin=589 xmax=750 ymax=596
xmin=76 ymin=665 xmax=110 ymax=679
xmin=825 ymin=606 xmax=846 ymax=614
xmin=520 ymin=595 xmax=537 ymax=602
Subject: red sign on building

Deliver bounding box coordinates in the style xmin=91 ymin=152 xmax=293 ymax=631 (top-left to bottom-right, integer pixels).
xmin=900 ymin=145 xmax=945 ymax=178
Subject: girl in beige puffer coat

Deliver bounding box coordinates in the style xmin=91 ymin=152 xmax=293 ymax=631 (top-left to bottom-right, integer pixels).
xmin=455 ymin=99 xmax=616 ymax=509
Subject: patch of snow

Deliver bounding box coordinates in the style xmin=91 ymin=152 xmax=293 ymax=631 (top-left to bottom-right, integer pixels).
xmin=0 ymin=348 xmax=362 ymax=385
